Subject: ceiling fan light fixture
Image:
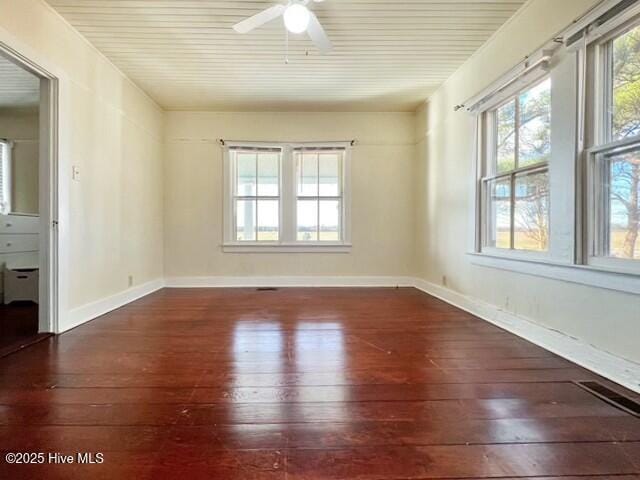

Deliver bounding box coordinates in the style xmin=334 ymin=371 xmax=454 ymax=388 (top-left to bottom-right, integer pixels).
xmin=283 ymin=3 xmax=311 ymax=34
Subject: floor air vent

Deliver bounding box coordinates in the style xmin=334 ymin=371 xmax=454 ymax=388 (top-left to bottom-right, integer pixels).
xmin=576 ymin=381 xmax=640 ymax=417
xmin=256 ymin=287 xmax=278 ymax=291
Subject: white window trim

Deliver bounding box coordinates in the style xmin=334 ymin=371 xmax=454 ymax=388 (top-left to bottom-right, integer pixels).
xmin=582 ymin=17 xmax=640 ymax=274
xmin=462 ymin=0 xmax=640 ymax=295
xmin=468 ymin=251 xmax=640 ymax=296
xmin=477 ymin=75 xmax=552 ymax=260
xmin=0 ymin=139 xmax=12 ymax=215
xmin=222 ymin=141 xmax=352 ymax=253
xmin=585 ymin=138 xmax=640 ymax=275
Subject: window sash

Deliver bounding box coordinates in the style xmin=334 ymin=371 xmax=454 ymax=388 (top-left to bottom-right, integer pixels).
xmin=593 ymin=16 xmax=640 ymax=146
xmin=294 ymin=150 xmax=344 ymax=243
xmin=231 ymin=149 xmax=282 ymax=243
xmin=482 ymin=164 xmax=549 ymax=252
xmin=490 ymin=77 xmax=551 ymax=176
xmin=482 ymin=78 xmax=551 ymax=253
xmin=586 ymin=17 xmax=640 ymax=268
xmin=587 ymin=139 xmax=640 ymax=268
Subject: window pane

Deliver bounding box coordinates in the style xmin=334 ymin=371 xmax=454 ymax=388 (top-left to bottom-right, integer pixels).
xmin=257 ymin=153 xmax=279 ymax=197
xmin=318 ymin=153 xmax=341 ymax=196
xmin=297 ymin=199 xmax=318 ymax=241
xmin=486 ymin=177 xmax=511 ymax=249
xmin=612 ymin=25 xmax=640 ymax=140
xmin=514 ymin=170 xmax=549 ymax=252
xmin=236 ymin=153 xmax=257 ymax=196
xmin=298 ymin=153 xmax=318 ymax=196
xmin=319 ymin=200 xmax=341 ymax=242
xmin=257 ymin=199 xmax=279 ymax=242
xmin=496 ymin=100 xmax=516 ymax=173
xmin=606 ymin=150 xmax=640 ymax=259
xmin=236 ymin=199 xmax=256 ymax=241
xmin=0 ymin=142 xmax=8 ymax=215
xmin=519 ymin=79 xmax=551 ymax=167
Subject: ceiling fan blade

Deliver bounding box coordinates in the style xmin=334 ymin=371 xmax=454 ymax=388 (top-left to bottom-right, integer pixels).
xmin=307 ymin=11 xmax=333 ymax=54
xmin=233 ymin=4 xmax=286 ymax=34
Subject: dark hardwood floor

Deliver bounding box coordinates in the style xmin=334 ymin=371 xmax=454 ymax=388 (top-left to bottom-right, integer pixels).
xmin=0 ymin=302 xmax=45 ymax=358
xmin=0 ymin=287 xmax=638 ymax=479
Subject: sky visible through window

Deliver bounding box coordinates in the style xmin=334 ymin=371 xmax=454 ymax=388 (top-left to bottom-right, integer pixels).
xmin=233 ymin=150 xmax=343 ymax=242
xmin=296 ymin=152 xmax=341 ymax=242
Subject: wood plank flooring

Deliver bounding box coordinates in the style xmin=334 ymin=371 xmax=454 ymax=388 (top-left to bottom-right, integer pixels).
xmin=0 ymin=287 xmax=638 ymax=479
xmin=0 ymin=302 xmax=42 ymax=357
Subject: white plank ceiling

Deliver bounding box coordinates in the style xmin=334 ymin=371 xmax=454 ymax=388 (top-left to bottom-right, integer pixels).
xmin=0 ymin=56 xmax=40 ymax=108
xmin=47 ymin=0 xmax=527 ymax=111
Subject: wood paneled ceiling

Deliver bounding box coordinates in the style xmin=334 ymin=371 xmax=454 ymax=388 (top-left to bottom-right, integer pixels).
xmin=0 ymin=56 xmax=40 ymax=108
xmin=47 ymin=0 xmax=527 ymax=111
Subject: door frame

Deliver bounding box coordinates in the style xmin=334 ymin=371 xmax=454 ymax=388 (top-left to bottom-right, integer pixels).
xmin=0 ymin=41 xmax=59 ymax=334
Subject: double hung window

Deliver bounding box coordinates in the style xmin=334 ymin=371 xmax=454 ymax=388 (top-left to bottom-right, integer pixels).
xmin=482 ymin=79 xmax=551 ymax=253
xmin=224 ymin=142 xmax=351 ymax=251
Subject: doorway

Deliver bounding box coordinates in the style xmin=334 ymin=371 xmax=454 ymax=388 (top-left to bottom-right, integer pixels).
xmin=0 ymin=44 xmax=58 ymax=355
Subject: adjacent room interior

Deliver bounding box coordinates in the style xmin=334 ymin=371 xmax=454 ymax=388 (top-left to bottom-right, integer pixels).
xmin=0 ymin=0 xmax=638 ymax=478
xmin=0 ymin=55 xmax=45 ymax=355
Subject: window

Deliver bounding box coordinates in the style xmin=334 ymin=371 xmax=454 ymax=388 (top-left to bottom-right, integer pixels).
xmin=295 ymin=149 xmax=343 ymax=242
xmin=0 ymin=140 xmax=11 ymax=215
xmin=588 ymin=20 xmax=640 ymax=266
xmin=465 ymin=2 xmax=640 ymax=293
xmin=482 ymin=78 xmax=551 ymax=253
xmin=224 ymin=142 xmax=351 ymax=251
xmin=231 ymin=147 xmax=281 ymax=242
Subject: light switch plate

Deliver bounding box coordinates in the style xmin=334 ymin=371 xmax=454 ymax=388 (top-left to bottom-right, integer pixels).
xmin=72 ymin=165 xmax=80 ymax=181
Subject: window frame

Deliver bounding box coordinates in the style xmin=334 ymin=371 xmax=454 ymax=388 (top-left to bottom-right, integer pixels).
xmin=480 ymin=76 xmax=552 ymax=259
xmin=230 ymin=146 xmax=283 ymax=244
xmin=585 ymin=16 xmax=640 ymax=273
xmin=0 ymin=139 xmax=12 ymax=215
xmin=294 ymin=147 xmax=345 ymax=244
xmin=222 ymin=141 xmax=352 ymax=253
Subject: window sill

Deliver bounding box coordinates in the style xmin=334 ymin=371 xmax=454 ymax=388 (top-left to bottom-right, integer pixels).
xmin=467 ymin=251 xmax=640 ymax=295
xmin=222 ymin=243 xmax=352 ymax=254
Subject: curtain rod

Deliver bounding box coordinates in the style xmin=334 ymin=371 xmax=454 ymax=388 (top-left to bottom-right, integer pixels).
xmin=454 ymin=0 xmax=639 ymax=113
xmin=455 ymin=51 xmax=554 ymax=113
xmin=218 ymin=139 xmax=357 ymax=147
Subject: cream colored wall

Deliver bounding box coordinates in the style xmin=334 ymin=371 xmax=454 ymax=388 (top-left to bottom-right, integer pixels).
xmin=418 ymin=0 xmax=640 ymax=363
xmin=0 ymin=108 xmax=39 ymax=214
xmin=0 ymin=0 xmax=164 ymax=325
xmin=164 ymin=111 xmax=416 ymax=278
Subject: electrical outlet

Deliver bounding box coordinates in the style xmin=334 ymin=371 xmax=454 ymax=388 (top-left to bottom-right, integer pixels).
xmin=128 ymin=275 xmax=134 ymax=287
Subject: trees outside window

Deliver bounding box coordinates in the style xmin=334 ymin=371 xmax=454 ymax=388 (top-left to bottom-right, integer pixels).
xmin=606 ymin=25 xmax=640 ymax=260
xmin=484 ymin=78 xmax=551 ymax=252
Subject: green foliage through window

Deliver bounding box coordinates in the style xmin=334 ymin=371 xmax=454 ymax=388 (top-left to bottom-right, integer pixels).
xmin=607 ymin=25 xmax=640 ymax=259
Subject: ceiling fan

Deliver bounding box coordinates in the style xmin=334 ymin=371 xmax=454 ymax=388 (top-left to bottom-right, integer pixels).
xmin=232 ymin=0 xmax=333 ymax=54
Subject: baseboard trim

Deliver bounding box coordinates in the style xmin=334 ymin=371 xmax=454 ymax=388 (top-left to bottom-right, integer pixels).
xmin=57 ymin=273 xmax=639 ymax=394
xmin=412 ymin=278 xmax=640 ymax=394
xmin=165 ymin=276 xmax=415 ymax=288
xmin=62 ymin=278 xmax=165 ymax=333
